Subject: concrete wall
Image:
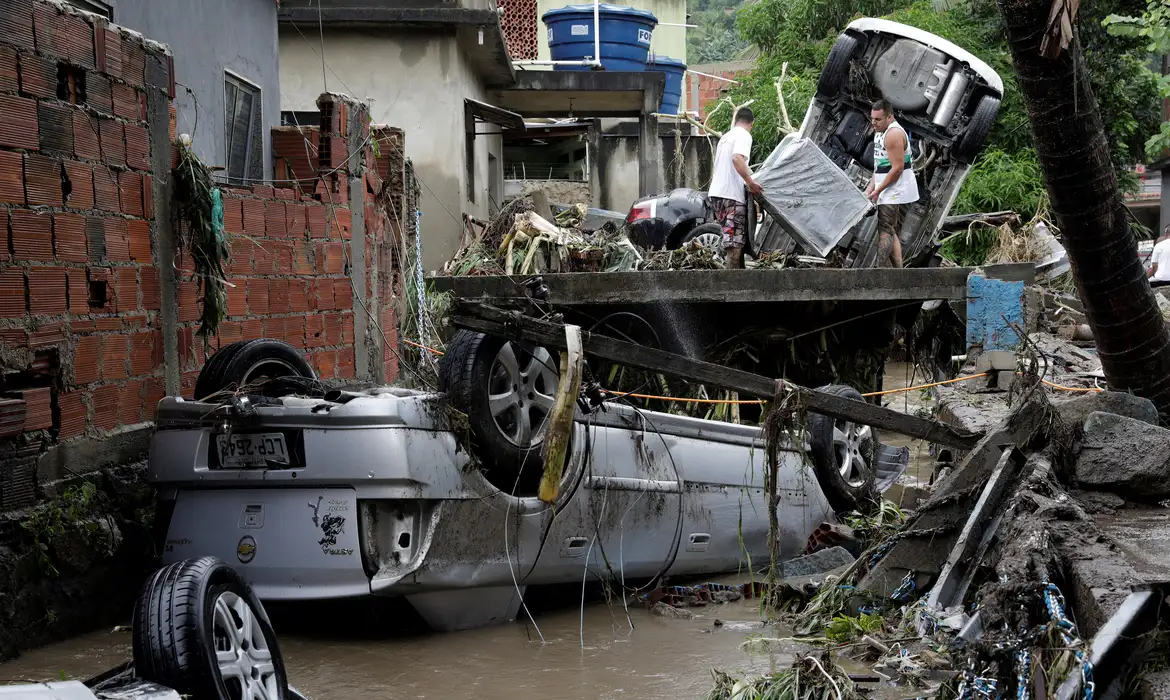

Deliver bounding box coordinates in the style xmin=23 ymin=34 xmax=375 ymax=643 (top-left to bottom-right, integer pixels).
xmin=591 ymin=120 xmax=712 ymax=211
xmin=110 ymin=0 xmax=280 ymax=180
xmin=535 ymin=0 xmax=688 ymax=64
xmin=279 ymin=27 xmax=502 ymax=270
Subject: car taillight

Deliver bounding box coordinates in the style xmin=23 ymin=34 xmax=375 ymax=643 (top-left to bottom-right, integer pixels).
xmin=627 ymin=202 xmax=653 ymax=223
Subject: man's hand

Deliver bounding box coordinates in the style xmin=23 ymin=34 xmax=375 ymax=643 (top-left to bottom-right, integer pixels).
xmin=747 ymin=179 xmax=764 ymax=195
xmin=867 ymin=188 xmax=880 ymax=202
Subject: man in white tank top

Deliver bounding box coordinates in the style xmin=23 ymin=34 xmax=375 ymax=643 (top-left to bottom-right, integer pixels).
xmin=864 ymin=99 xmax=919 ymax=268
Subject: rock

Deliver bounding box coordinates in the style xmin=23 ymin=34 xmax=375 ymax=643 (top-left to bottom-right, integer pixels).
xmin=1071 ymin=489 xmax=1127 ymax=514
xmin=779 ymin=546 xmax=855 ymax=579
xmin=776 ymin=563 xmax=853 ymax=598
xmin=1054 ymin=391 xmax=1159 ymax=429
xmin=711 ymin=590 xmax=743 ymax=604
xmin=650 ymin=602 xmax=695 ymax=619
xmin=1076 ymin=412 xmax=1170 ymax=501
xmin=1140 ymin=670 xmax=1170 ymax=700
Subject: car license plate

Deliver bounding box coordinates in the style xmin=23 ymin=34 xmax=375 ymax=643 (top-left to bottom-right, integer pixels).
xmin=216 ymin=433 xmax=290 ymax=468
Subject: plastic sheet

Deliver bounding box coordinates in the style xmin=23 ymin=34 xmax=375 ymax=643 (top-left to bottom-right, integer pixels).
xmin=753 ymin=134 xmax=873 ymax=257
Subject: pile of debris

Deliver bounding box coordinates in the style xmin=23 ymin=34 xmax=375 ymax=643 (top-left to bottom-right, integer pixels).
xmin=705 ymin=295 xmax=1170 ymax=697
xmin=441 ymin=196 xmax=832 ymax=278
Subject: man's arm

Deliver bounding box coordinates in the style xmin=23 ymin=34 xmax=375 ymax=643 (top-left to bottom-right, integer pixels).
xmin=870 ymin=130 xmax=905 ymax=200
xmin=734 ymin=154 xmax=763 ymax=195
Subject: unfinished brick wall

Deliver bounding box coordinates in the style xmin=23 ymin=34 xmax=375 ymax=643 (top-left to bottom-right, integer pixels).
xmin=689 ymin=63 xmax=753 ymax=116
xmin=0 ymin=2 xmax=407 ymax=509
xmin=177 ymin=94 xmax=404 ymax=393
xmin=0 ymin=0 xmax=173 ymax=507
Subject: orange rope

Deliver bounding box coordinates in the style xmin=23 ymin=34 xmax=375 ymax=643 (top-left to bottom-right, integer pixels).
xmin=402 ymin=339 xmax=1102 ymax=399
xmin=404 ymin=338 xmax=445 ymax=356
xmin=862 ymin=372 xmax=989 ymax=397
xmin=1040 ymin=378 xmax=1103 ymax=393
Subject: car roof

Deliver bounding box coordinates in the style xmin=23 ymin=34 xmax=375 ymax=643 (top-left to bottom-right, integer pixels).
xmin=847 ymin=17 xmax=1005 ymax=96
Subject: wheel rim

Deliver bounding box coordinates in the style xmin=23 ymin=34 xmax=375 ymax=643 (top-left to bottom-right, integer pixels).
xmin=241 ymin=359 xmax=301 ymax=387
xmin=488 ymin=342 xmax=559 ymax=448
xmin=832 ymin=419 xmax=872 ymax=488
xmin=691 ymin=232 xmax=725 ymax=253
xmin=213 ymin=591 xmax=279 ymax=700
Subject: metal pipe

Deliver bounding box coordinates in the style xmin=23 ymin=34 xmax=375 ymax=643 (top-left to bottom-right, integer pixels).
xmin=593 ymin=0 xmax=600 ymax=68
xmin=514 ymin=60 xmax=601 ymax=66
xmin=686 ymin=68 xmax=738 ymax=84
xmin=657 ymin=22 xmax=698 ymax=27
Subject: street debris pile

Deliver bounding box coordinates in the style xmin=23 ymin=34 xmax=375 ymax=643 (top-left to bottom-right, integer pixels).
xmin=441 ymin=195 xmax=829 ymax=279
xmin=700 ymin=288 xmax=1170 ymax=699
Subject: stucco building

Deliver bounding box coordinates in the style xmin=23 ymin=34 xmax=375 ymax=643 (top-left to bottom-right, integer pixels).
xmin=64 ymin=0 xmax=282 ymax=183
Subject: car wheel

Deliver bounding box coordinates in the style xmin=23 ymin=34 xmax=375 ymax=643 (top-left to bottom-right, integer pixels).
xmin=955 ymin=94 xmax=1001 ymax=164
xmin=195 ymin=339 xmax=316 ymax=400
xmin=816 ymin=32 xmax=862 ymax=100
xmin=679 ymin=222 xmax=725 ymax=253
xmin=133 ymin=556 xmax=291 ymax=700
xmin=441 ymin=329 xmax=561 ymax=494
xmin=806 ymin=384 xmax=880 ymax=515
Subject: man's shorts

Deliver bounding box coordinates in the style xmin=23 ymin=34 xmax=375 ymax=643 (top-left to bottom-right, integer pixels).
xmin=876 ymin=204 xmax=907 ymax=241
xmin=710 ymin=196 xmax=747 ymax=250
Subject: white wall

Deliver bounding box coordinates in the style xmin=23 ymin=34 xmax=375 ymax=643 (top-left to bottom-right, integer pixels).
xmin=279 ymin=27 xmax=502 ymax=271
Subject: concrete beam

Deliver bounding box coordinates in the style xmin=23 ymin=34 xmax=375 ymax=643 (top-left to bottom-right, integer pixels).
xmin=281 ymin=7 xmax=514 ymax=86
xmin=491 ymin=71 xmax=665 ymax=118
xmin=429 ymin=263 xmax=1037 ymax=306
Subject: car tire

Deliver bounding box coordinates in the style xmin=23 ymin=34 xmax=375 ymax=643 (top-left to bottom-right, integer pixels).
xmin=955 ymin=94 xmax=1000 ymax=164
xmin=441 ymin=329 xmax=562 ymax=494
xmin=133 ymin=556 xmax=291 ymax=700
xmin=806 ymin=384 xmax=880 ymax=515
xmin=816 ymin=33 xmax=862 ymax=101
xmin=195 ymin=339 xmax=315 ymax=400
xmin=679 ymin=222 xmax=725 ymax=252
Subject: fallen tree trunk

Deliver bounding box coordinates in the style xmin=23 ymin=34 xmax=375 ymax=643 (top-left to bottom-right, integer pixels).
xmin=996 ymin=0 xmax=1170 ymax=423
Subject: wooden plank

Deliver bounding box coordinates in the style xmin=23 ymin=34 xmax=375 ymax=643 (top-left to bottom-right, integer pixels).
xmin=452 ymin=302 xmax=982 ymax=449
xmin=430 ymin=264 xmax=1036 ymax=306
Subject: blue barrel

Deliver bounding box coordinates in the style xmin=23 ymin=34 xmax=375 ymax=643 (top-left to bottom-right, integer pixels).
xmin=543 ymin=3 xmax=658 ymax=72
xmin=647 ymin=55 xmax=687 ymax=114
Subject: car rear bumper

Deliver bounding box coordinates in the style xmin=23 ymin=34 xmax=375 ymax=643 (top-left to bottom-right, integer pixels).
xmin=163 ymin=487 xmax=373 ymax=600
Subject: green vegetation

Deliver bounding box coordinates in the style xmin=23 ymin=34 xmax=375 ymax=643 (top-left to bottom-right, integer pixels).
xmin=21 ymin=482 xmax=117 ymax=578
xmin=687 ymin=0 xmax=747 ymax=63
xmin=709 ymin=0 xmax=1162 ymax=238
xmin=1104 ymin=0 xmax=1170 ymax=159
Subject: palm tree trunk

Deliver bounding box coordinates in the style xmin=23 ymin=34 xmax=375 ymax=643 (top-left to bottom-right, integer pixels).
xmin=996 ymin=0 xmax=1170 ymax=422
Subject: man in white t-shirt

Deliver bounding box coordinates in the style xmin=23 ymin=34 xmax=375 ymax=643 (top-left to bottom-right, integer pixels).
xmin=708 ymin=107 xmax=763 ymax=269
xmin=1148 ymin=225 xmax=1170 ymax=287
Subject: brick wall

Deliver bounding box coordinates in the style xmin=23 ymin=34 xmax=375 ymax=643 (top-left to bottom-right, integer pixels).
xmin=0 ymin=1 xmax=407 ymax=511
xmin=688 ymin=62 xmax=754 ymax=116
xmin=174 ymin=95 xmax=404 ymax=400
xmin=0 ymin=0 xmax=173 ymax=508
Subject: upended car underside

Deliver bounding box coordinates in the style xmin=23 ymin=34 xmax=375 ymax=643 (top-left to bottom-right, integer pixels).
xmin=149 ymin=331 xmax=909 ymax=632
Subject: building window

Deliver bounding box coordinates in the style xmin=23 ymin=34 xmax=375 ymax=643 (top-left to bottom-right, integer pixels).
xmin=281 ymin=111 xmax=320 ymax=128
xmin=224 ymin=72 xmax=263 ymax=185
xmin=64 ymin=0 xmax=112 ymax=19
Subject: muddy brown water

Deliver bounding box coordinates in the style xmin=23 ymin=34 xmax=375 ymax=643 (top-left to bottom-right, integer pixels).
xmin=0 ymin=363 xmax=927 ymax=698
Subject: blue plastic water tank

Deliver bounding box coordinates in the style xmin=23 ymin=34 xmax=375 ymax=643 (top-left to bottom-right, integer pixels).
xmin=542 ymin=3 xmax=658 ymax=72
xmin=647 ymin=56 xmax=687 ymax=114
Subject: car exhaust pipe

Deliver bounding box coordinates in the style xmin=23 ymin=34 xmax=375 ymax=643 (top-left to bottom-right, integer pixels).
xmin=324 ymin=389 xmax=366 ymax=404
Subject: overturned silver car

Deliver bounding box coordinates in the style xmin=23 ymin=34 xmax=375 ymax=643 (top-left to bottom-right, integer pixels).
xmin=149 ymin=334 xmax=907 ymax=632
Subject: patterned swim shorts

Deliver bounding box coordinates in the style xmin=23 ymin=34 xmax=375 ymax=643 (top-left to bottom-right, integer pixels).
xmin=710 ymin=196 xmax=747 ymax=250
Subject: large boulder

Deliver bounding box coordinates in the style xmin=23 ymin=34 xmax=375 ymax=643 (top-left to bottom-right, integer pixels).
xmin=1054 ymin=391 xmax=1159 ymax=429
xmin=1075 ymin=411 xmax=1170 ymax=501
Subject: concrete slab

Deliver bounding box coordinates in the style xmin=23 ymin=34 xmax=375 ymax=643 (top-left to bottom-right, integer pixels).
xmin=431 ymin=263 xmax=1037 ymax=306
xmin=490 ymin=71 xmax=666 ymax=118
xmin=1095 ymin=507 xmax=1170 ymax=582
